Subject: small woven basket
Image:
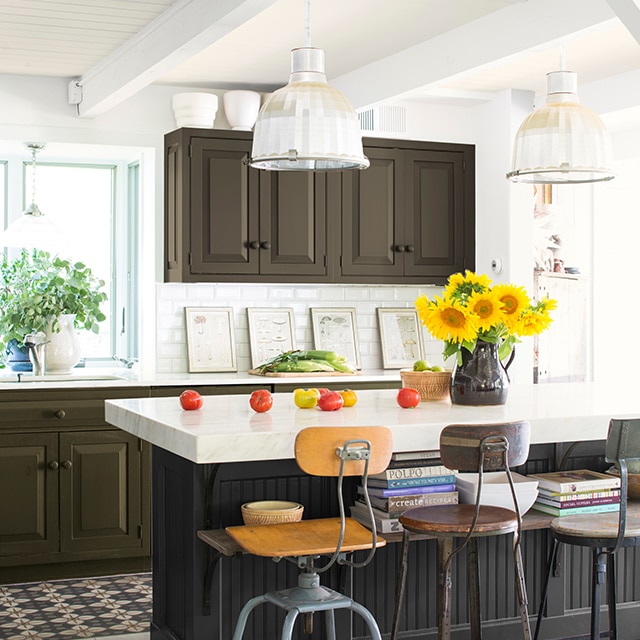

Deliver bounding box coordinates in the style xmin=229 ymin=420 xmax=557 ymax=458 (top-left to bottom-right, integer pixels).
xmin=400 ymin=370 xmax=452 ymax=402
xmin=241 ymin=500 xmax=304 ymax=525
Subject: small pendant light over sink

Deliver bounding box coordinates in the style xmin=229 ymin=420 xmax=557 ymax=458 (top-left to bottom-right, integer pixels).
xmin=250 ymin=0 xmax=369 ymax=171
xmin=0 ymin=143 xmax=66 ymax=252
xmin=507 ymin=55 xmax=614 ymax=184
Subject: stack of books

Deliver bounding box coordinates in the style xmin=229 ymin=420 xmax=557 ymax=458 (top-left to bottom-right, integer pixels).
xmin=350 ymin=450 xmax=458 ymax=533
xmin=528 ymin=469 xmax=621 ymax=517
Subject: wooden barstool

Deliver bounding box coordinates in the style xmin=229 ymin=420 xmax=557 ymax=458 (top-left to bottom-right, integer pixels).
xmin=224 ymin=426 xmax=393 ymax=640
xmin=534 ymin=418 xmax=640 ymax=640
xmin=391 ymin=421 xmax=532 ymax=640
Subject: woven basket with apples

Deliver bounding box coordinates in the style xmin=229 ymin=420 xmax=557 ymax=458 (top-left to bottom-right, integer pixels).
xmin=400 ymin=360 xmax=452 ymax=402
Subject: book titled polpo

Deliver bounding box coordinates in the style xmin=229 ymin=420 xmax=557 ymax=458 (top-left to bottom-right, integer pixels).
xmin=528 ymin=469 xmax=620 ymax=493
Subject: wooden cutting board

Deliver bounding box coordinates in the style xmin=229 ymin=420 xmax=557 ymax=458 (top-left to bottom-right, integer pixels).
xmin=248 ymin=369 xmax=362 ymax=377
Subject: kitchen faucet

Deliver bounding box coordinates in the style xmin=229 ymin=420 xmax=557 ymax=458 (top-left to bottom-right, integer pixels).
xmin=24 ymin=333 xmax=48 ymax=376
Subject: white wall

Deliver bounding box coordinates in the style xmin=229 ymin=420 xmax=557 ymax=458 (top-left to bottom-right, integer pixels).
xmin=1 ymin=73 xmax=625 ymax=382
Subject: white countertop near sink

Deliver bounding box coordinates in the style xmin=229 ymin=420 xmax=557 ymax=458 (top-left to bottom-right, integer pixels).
xmin=0 ymin=367 xmax=402 ymax=390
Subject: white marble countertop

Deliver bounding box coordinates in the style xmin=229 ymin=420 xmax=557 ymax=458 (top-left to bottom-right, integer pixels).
xmin=104 ymin=382 xmax=640 ymax=464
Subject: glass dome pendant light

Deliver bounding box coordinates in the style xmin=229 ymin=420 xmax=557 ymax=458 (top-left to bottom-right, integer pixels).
xmin=249 ymin=0 xmax=369 ymax=171
xmin=506 ymin=49 xmax=614 ymax=184
xmin=0 ymin=143 xmax=66 ymax=252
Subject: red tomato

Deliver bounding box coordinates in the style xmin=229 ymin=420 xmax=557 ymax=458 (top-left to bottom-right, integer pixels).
xmin=317 ymin=391 xmax=344 ymax=411
xmin=179 ymin=389 xmax=203 ymax=411
xmin=250 ymin=389 xmax=273 ymax=413
xmin=315 ymin=387 xmax=331 ymax=396
xmin=396 ymin=387 xmax=421 ymax=409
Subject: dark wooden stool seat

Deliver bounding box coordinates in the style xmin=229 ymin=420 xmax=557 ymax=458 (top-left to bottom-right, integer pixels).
xmin=391 ymin=421 xmax=532 ymax=640
xmin=400 ymin=503 xmax=518 ymax=536
xmin=534 ymin=418 xmax=640 ymax=640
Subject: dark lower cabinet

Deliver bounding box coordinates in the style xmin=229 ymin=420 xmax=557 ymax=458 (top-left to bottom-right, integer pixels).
xmin=0 ymin=387 xmax=151 ymax=583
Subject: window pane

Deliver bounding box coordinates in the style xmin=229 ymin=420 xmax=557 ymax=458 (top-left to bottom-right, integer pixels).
xmin=26 ymin=163 xmax=114 ymax=358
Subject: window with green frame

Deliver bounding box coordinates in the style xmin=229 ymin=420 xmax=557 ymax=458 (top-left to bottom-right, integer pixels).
xmin=4 ymin=158 xmax=140 ymax=361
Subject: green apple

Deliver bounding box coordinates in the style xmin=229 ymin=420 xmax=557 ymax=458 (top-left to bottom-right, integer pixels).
xmin=413 ymin=359 xmax=430 ymax=371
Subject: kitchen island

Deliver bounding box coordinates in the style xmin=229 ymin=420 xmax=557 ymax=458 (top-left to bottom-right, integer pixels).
xmin=105 ymin=383 xmax=640 ymax=640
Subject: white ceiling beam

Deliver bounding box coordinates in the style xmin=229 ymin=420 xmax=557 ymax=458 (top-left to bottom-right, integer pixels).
xmin=74 ymin=0 xmax=277 ymax=117
xmin=332 ymin=0 xmax=617 ymax=109
xmin=606 ymin=0 xmax=640 ymax=42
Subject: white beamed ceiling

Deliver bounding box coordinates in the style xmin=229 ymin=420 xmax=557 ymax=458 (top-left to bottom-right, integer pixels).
xmin=1 ymin=0 xmax=640 ymax=118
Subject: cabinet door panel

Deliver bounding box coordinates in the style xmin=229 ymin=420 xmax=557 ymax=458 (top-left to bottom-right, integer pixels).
xmin=259 ymin=171 xmax=327 ymax=276
xmin=405 ymin=149 xmax=471 ymax=278
xmin=190 ymin=138 xmax=260 ymax=275
xmin=341 ymin=148 xmax=404 ymax=277
xmin=59 ymin=430 xmax=142 ymax=553
xmin=0 ymin=432 xmax=58 ymax=557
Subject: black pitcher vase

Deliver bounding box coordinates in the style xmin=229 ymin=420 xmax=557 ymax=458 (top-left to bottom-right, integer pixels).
xmin=450 ymin=340 xmax=513 ymax=406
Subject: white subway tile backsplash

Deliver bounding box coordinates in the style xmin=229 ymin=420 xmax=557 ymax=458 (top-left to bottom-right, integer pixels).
xmin=155 ymin=283 xmax=445 ymax=373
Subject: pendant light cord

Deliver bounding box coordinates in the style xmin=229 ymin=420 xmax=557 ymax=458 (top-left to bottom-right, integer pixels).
xmin=304 ymin=0 xmax=311 ymax=47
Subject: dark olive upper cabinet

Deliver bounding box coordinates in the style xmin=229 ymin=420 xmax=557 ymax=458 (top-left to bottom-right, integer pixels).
xmin=341 ymin=140 xmax=475 ymax=283
xmin=165 ymin=129 xmax=474 ymax=284
xmin=166 ymin=128 xmax=329 ymax=282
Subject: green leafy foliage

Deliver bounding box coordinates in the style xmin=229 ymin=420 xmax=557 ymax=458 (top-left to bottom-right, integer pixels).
xmin=0 ymin=249 xmax=108 ymax=355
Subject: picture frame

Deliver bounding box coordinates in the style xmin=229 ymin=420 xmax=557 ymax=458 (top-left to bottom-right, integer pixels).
xmin=310 ymin=307 xmax=361 ymax=369
xmin=247 ymin=307 xmax=296 ymax=369
xmin=185 ymin=307 xmax=237 ymax=372
xmin=376 ymin=307 xmax=425 ymax=369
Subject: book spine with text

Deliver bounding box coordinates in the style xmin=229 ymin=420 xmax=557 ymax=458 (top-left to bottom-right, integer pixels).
xmin=349 ymin=506 xmax=403 ymax=534
xmin=535 ymin=494 xmax=620 ymax=509
xmin=359 ymin=483 xmax=457 ymax=498
xmin=390 ymin=450 xmax=440 ymax=462
xmin=361 ymin=493 xmax=459 ymax=517
xmin=532 ymin=502 xmax=620 ymax=517
xmin=371 ymin=464 xmax=450 ymax=480
xmin=537 ymin=488 xmax=620 ymax=500
xmin=367 ymin=491 xmax=459 ymax=513
xmin=367 ymin=474 xmax=456 ymax=489
xmin=387 ymin=457 xmax=443 ymax=470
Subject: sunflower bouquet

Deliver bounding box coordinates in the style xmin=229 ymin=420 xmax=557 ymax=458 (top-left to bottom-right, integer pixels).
xmin=415 ymin=270 xmax=556 ymax=366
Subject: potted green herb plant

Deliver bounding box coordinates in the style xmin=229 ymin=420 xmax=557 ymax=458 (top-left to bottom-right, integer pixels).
xmin=0 ymin=249 xmax=107 ymax=371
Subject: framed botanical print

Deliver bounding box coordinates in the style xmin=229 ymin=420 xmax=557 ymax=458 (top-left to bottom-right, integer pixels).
xmin=310 ymin=307 xmax=361 ymax=369
xmin=185 ymin=307 xmax=237 ymax=372
xmin=247 ymin=307 xmax=296 ymax=369
xmin=376 ymin=307 xmax=425 ymax=369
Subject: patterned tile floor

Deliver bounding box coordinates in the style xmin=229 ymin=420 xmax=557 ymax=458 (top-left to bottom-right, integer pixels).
xmin=0 ymin=573 xmax=151 ymax=640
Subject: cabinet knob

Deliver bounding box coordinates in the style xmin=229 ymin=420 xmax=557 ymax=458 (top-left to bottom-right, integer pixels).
xmin=260 ymin=241 xmax=271 ymax=250
xmin=405 ymin=244 xmax=415 ymax=253
xmin=61 ymin=460 xmax=73 ymax=470
xmin=395 ymin=245 xmax=406 ymax=253
xmin=54 ymin=409 xmax=66 ymax=420
xmin=248 ymin=241 xmax=260 ymax=250
xmin=48 ymin=461 xmax=59 ymax=471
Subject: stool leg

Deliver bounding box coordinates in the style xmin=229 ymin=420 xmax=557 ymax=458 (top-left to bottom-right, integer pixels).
xmin=281 ymin=608 xmax=300 ymax=640
xmin=467 ymin=538 xmax=481 ymax=640
xmin=391 ymin=527 xmax=411 ymax=640
xmin=324 ymin=609 xmax=336 ymax=640
xmin=231 ymin=594 xmax=269 ymax=640
xmin=438 ymin=537 xmax=454 ymax=640
xmin=350 ymin=601 xmax=383 ymax=640
xmin=607 ymin=552 xmax=618 ymax=640
xmin=534 ymin=537 xmax=559 ymax=640
xmin=513 ymin=535 xmax=531 ymax=640
xmin=591 ymin=548 xmax=606 ymax=640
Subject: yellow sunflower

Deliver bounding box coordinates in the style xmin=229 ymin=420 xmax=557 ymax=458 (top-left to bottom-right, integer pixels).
xmin=466 ymin=289 xmax=505 ymax=331
xmin=493 ymin=283 xmax=530 ymax=327
xmin=417 ymin=295 xmax=478 ymax=344
xmin=444 ymin=270 xmax=492 ymax=301
xmin=514 ymin=309 xmax=553 ymax=336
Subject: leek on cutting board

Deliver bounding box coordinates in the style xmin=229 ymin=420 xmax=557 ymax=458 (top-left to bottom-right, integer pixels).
xmin=254 ymin=350 xmax=356 ymax=374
